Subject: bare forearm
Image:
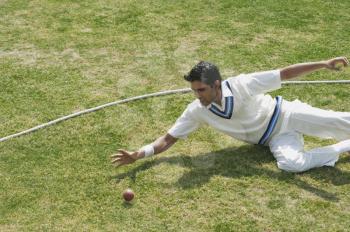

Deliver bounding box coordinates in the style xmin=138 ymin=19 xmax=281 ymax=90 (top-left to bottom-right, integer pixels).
xmin=153 ymin=135 xmax=176 ymax=154
xmin=280 ymin=61 xmax=327 ymax=80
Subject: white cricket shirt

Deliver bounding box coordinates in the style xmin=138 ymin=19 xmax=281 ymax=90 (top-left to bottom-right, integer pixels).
xmin=168 ymin=70 xmax=285 ymax=144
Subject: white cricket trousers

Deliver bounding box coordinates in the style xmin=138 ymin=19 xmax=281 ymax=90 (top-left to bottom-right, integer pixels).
xmin=269 ymin=100 xmax=350 ymax=173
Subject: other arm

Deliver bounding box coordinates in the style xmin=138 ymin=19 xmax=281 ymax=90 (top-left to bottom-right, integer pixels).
xmin=111 ymin=133 xmax=178 ymax=167
xmin=280 ymin=57 xmax=349 ymax=80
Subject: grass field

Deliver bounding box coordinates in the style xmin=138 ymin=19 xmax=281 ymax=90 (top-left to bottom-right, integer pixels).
xmin=1 ymin=0 xmax=350 ymax=231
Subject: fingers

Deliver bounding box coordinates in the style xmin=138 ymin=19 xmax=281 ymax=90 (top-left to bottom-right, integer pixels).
xmin=110 ymin=149 xmax=136 ymax=168
xmin=110 ymin=149 xmax=132 ymax=168
xmin=111 ymin=157 xmax=127 ymax=168
xmin=117 ymin=149 xmax=130 ymax=155
xmin=335 ymin=57 xmax=349 ymax=67
xmin=110 ymin=149 xmax=131 ymax=158
xmin=110 ymin=153 xmax=123 ymax=159
xmin=111 ymin=157 xmax=122 ymax=164
xmin=110 ymin=150 xmax=124 ymax=167
xmin=329 ymin=57 xmax=349 ymax=71
xmin=110 ymin=149 xmax=130 ymax=159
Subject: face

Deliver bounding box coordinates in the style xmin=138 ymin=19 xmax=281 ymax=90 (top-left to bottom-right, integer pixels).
xmin=191 ymin=80 xmax=219 ymax=106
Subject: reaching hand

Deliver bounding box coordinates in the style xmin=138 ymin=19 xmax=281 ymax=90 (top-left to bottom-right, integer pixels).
xmin=325 ymin=57 xmax=349 ymax=71
xmin=111 ymin=149 xmax=139 ymax=168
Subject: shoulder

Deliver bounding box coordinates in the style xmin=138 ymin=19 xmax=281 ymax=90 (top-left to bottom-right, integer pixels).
xmin=182 ymin=99 xmax=205 ymax=117
xmin=186 ymin=99 xmax=202 ymax=112
xmin=224 ymin=74 xmax=248 ymax=92
xmin=226 ymin=70 xmax=280 ymax=82
xmin=225 ymin=74 xmax=247 ymax=85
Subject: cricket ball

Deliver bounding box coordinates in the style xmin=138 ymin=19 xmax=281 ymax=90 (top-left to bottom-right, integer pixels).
xmin=123 ymin=188 xmax=134 ymax=202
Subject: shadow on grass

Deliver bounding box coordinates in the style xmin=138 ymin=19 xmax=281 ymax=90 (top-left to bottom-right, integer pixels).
xmin=112 ymin=145 xmax=350 ymax=202
xmin=122 ymin=201 xmax=135 ymax=208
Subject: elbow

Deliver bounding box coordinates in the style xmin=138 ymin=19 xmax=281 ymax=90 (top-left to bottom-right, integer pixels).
xmin=280 ymin=68 xmax=293 ymax=80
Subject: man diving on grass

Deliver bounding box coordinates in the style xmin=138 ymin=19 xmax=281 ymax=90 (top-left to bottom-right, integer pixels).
xmin=112 ymin=57 xmax=350 ymax=173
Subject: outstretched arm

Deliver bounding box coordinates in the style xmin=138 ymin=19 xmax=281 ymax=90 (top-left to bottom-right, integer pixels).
xmin=111 ymin=133 xmax=178 ymax=167
xmin=280 ymin=57 xmax=349 ymax=80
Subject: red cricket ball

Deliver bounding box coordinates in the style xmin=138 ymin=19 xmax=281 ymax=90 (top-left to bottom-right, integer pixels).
xmin=123 ymin=188 xmax=135 ymax=202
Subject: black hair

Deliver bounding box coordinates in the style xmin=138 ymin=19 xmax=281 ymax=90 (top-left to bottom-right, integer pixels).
xmin=184 ymin=61 xmax=222 ymax=86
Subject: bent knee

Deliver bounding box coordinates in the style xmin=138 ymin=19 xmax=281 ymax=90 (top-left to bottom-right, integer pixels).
xmin=275 ymin=152 xmax=311 ymax=173
xmin=276 ymin=161 xmax=310 ymax=173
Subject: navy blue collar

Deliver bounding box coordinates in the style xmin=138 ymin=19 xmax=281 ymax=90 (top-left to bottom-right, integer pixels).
xmin=208 ymin=81 xmax=234 ymax=119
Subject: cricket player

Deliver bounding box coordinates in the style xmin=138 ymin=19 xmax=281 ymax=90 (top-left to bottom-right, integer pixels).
xmin=112 ymin=57 xmax=350 ymax=173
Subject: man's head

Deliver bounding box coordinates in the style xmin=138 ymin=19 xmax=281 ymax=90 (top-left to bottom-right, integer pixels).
xmin=184 ymin=61 xmax=222 ymax=106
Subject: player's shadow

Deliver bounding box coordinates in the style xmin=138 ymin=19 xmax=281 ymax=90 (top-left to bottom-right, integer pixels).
xmin=112 ymin=145 xmax=350 ymax=202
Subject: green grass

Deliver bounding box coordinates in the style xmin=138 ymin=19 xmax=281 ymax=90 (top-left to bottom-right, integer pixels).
xmin=1 ymin=0 xmax=350 ymax=231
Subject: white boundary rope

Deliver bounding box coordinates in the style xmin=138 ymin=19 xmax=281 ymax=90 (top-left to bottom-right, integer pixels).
xmin=1 ymin=80 xmax=350 ymax=143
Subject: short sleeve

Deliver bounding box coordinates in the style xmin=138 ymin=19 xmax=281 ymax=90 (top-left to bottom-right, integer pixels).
xmin=168 ymin=106 xmax=201 ymax=139
xmin=236 ymin=70 xmax=281 ymax=96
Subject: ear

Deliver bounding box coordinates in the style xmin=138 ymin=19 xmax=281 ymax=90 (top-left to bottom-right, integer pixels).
xmin=214 ymin=80 xmax=221 ymax=89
